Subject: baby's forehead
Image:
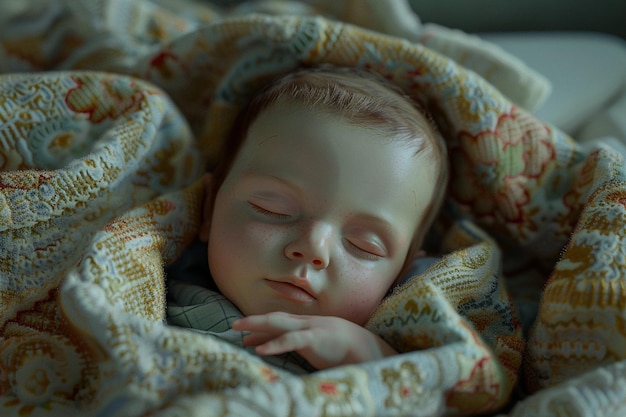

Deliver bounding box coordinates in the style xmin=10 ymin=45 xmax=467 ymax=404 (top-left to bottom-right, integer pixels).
xmin=242 ymin=104 xmax=439 ymax=178
xmin=266 ymin=97 xmax=433 ymax=137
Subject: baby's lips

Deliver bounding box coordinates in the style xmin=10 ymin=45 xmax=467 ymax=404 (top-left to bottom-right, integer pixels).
xmin=265 ymin=279 xmax=317 ymax=303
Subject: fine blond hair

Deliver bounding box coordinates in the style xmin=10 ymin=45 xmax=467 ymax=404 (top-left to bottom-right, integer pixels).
xmin=210 ymin=65 xmax=449 ymax=258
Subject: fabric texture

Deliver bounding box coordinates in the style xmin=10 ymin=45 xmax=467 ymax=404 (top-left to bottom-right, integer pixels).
xmin=1 ymin=1 xmax=625 ymax=416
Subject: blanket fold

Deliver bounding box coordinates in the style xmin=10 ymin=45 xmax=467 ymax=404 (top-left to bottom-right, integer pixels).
xmin=1 ymin=1 xmax=625 ymax=416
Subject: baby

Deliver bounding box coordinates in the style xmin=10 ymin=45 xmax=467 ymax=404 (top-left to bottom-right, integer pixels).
xmin=168 ymin=66 xmax=448 ymax=371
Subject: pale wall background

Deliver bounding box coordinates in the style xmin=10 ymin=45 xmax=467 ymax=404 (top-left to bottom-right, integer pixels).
xmin=409 ymin=0 xmax=626 ymax=39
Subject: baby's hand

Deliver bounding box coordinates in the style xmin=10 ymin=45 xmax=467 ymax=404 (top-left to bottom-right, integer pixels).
xmin=232 ymin=312 xmax=398 ymax=370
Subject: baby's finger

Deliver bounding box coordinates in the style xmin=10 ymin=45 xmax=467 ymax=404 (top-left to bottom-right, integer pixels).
xmin=255 ymin=329 xmax=315 ymax=356
xmin=233 ymin=312 xmax=307 ymax=332
xmin=241 ymin=331 xmax=277 ymax=346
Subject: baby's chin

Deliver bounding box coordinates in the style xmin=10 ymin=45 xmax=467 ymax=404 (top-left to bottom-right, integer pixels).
xmin=227 ymin=285 xmax=376 ymax=325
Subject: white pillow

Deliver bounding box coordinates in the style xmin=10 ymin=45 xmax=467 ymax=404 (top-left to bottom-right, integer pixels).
xmin=481 ymin=32 xmax=626 ymax=135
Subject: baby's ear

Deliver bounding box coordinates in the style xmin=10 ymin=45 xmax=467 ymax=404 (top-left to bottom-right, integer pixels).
xmin=198 ymin=173 xmax=214 ymax=242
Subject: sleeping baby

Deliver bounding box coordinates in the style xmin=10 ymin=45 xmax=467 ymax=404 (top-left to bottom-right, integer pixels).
xmin=166 ymin=65 xmax=449 ymax=373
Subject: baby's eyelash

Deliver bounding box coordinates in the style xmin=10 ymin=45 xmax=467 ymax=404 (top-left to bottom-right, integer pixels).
xmin=248 ymin=202 xmax=290 ymax=219
xmin=345 ymin=239 xmax=383 ymax=261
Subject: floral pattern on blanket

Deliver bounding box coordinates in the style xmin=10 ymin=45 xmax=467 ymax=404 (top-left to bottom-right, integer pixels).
xmin=1 ymin=1 xmax=625 ymax=416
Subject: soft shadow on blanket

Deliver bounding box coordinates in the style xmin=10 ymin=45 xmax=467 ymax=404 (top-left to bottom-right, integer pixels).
xmin=1 ymin=1 xmax=625 ymax=416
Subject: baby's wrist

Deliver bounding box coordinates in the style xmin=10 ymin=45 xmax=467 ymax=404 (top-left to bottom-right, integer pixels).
xmin=344 ymin=331 xmax=398 ymax=365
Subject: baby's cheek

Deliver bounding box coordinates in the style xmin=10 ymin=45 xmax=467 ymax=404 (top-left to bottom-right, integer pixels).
xmin=339 ymin=281 xmax=388 ymax=324
xmin=244 ymin=223 xmax=282 ymax=249
xmin=209 ymin=212 xmax=252 ymax=275
xmin=231 ymin=223 xmax=285 ymax=268
xmin=208 ymin=226 xmax=240 ymax=280
xmin=336 ymin=262 xmax=398 ymax=324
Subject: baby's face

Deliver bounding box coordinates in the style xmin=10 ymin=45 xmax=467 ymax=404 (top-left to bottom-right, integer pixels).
xmin=205 ymin=103 xmax=437 ymax=325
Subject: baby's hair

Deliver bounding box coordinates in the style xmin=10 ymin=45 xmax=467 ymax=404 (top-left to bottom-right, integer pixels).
xmin=210 ymin=65 xmax=449 ymax=255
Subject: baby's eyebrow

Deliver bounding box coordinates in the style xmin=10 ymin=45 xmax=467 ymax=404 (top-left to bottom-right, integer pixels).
xmin=242 ymin=172 xmax=300 ymax=191
xmin=240 ymin=172 xmax=306 ymax=202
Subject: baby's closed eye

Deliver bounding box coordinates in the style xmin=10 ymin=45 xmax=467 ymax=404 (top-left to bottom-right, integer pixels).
xmin=248 ymin=201 xmax=292 ymax=219
xmin=344 ymin=237 xmax=386 ymax=261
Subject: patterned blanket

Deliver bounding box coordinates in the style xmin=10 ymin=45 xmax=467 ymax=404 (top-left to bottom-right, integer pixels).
xmin=1 ymin=1 xmax=625 ymax=416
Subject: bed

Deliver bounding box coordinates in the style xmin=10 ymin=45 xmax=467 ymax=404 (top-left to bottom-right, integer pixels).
xmin=1 ymin=1 xmax=625 ymax=416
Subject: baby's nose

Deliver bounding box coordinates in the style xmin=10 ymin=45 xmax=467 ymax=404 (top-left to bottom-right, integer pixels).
xmin=288 ymin=250 xmax=328 ymax=269
xmin=284 ymin=222 xmax=332 ymax=269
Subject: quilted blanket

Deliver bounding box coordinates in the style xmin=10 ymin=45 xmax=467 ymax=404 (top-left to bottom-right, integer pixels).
xmin=1 ymin=1 xmax=625 ymax=416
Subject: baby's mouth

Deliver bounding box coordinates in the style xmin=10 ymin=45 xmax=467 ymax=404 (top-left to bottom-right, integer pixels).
xmin=264 ymin=279 xmax=317 ymax=303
